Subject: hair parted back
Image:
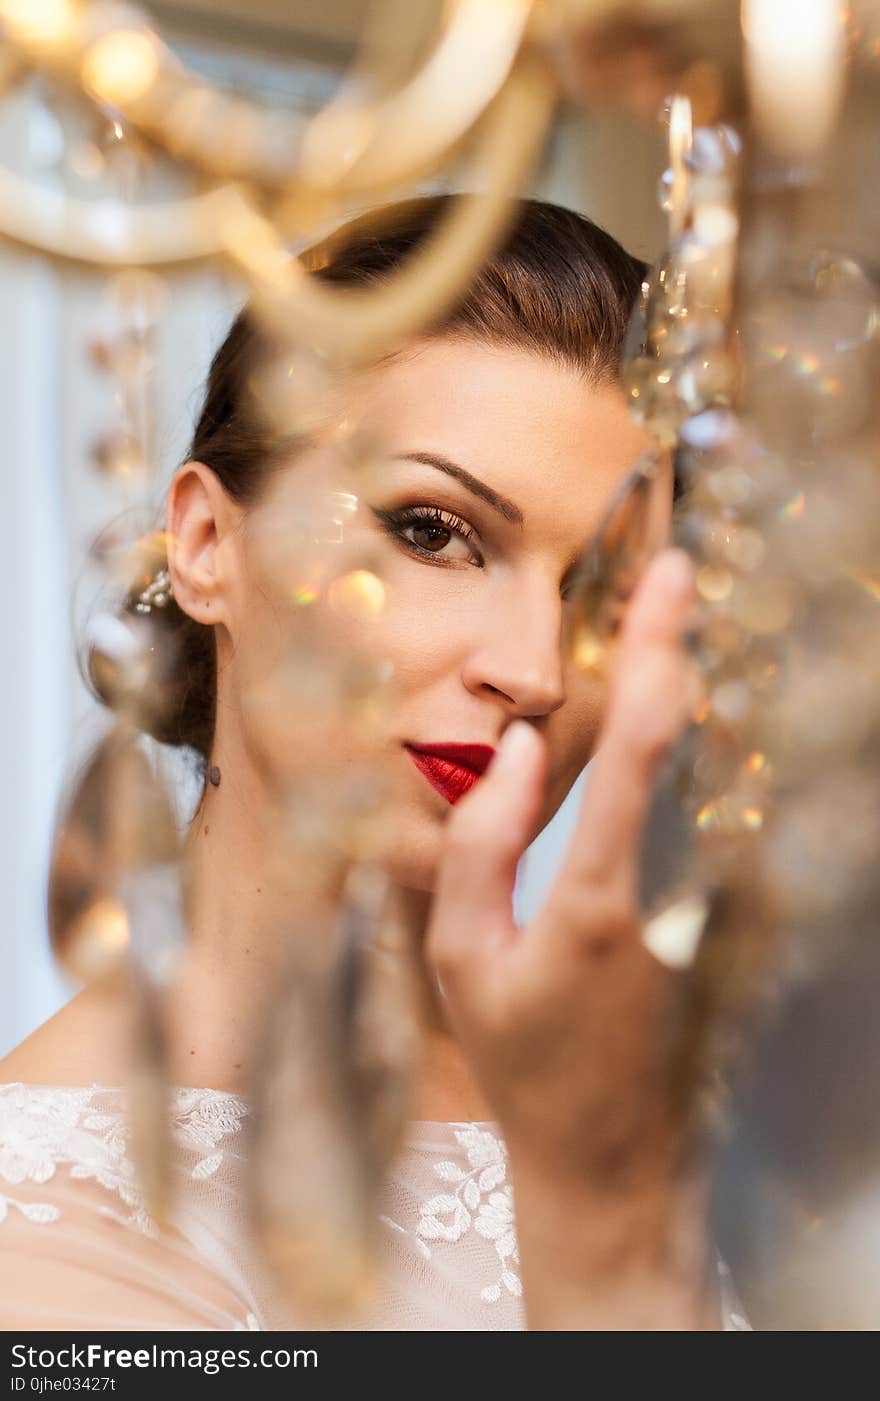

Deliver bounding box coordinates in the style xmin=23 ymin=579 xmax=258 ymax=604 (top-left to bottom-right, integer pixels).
xmin=88 ymin=195 xmax=649 ymax=764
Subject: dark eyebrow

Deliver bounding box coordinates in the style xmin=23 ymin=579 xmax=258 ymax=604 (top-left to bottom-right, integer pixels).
xmin=390 ymin=451 xmax=524 ymax=527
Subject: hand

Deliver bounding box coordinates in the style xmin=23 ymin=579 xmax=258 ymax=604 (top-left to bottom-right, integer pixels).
xmin=425 ymin=547 xmax=712 ymax=1327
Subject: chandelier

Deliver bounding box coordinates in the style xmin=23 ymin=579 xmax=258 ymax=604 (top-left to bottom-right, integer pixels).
xmin=2 ymin=0 xmax=879 ymax=1328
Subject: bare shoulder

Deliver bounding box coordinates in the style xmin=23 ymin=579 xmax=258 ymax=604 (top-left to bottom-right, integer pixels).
xmin=0 ymin=968 xmax=132 ymax=1088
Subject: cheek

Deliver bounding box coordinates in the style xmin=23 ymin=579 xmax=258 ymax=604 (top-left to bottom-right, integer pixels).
xmin=365 ymin=579 xmax=470 ymax=689
xmin=229 ymin=587 xmax=287 ymax=690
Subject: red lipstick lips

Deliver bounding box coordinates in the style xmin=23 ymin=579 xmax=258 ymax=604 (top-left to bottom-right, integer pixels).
xmin=404 ymin=741 xmax=497 ymax=805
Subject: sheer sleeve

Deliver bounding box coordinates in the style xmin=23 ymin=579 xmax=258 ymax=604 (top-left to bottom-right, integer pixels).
xmin=0 ymin=1084 xmax=259 ymax=1331
xmin=0 ymin=1176 xmax=256 ymax=1330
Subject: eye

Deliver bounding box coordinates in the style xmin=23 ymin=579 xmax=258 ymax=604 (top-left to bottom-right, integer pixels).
xmin=373 ymin=504 xmax=482 ymax=567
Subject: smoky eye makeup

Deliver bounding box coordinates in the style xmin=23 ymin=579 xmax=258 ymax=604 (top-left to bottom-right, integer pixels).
xmin=370 ymin=502 xmax=484 ymax=569
xmin=371 ymin=500 xmax=590 ymax=601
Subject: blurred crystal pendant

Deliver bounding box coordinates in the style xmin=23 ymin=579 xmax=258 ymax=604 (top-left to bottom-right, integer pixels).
xmin=567 ymin=448 xmax=665 ymax=677
xmin=624 ymin=120 xmax=740 ymax=445
xmin=48 ymin=727 xmax=176 ymax=976
xmin=562 ymin=442 xmax=716 ymax=963
xmin=47 ymin=724 xmax=182 ymax=1223
xmin=91 ymin=428 xmax=148 ymax=485
xmin=338 ymin=863 xmax=424 ymax=1166
xmin=638 ymin=648 xmax=773 ymax=976
xmin=248 ymin=862 xmax=424 ymax=1320
xmin=124 ymin=968 xmax=174 ymax=1229
xmin=639 ymin=726 xmax=713 ymax=972
xmin=742 ymin=250 xmax=880 ymax=452
xmin=122 ymin=845 xmax=189 ymax=1229
xmin=248 ymin=917 xmax=378 ymax=1320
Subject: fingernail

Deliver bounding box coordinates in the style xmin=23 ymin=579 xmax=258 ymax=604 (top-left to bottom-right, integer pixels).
xmin=657 ymin=548 xmax=694 ymax=598
xmin=493 ymin=720 xmax=534 ymax=775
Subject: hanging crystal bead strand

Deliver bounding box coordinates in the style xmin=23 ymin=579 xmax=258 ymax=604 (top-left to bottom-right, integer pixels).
xmin=48 ymin=102 xmax=179 ymax=1223
xmin=237 ymin=377 xmax=426 ymax=1317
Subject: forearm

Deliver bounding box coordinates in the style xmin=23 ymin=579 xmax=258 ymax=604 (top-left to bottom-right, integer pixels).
xmin=509 ymin=1160 xmax=718 ymax=1331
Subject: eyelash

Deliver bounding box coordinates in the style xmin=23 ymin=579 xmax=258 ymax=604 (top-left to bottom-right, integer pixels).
xmin=374 ymin=504 xmax=483 ymax=567
xmin=374 ymin=502 xmax=581 ymax=601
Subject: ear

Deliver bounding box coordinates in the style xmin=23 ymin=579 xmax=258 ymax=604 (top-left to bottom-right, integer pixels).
xmin=165 ymin=461 xmax=243 ymax=633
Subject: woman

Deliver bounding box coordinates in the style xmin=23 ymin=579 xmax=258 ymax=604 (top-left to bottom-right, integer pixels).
xmin=0 ymin=197 xmax=721 ymax=1330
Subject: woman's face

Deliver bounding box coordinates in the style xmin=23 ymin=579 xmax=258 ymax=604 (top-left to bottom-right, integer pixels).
xmin=226 ymin=337 xmax=671 ymax=891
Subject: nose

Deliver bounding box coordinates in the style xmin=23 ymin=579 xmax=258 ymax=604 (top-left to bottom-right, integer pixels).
xmin=460 ymin=574 xmax=566 ymax=720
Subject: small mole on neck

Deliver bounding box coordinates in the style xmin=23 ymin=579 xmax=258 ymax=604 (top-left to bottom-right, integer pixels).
xmin=208 ymin=765 xmax=221 ymax=787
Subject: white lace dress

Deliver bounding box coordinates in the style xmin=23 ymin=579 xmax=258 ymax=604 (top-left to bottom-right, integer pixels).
xmin=0 ymin=1083 xmax=749 ymax=1331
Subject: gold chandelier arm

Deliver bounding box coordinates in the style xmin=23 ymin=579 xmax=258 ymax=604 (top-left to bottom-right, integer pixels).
xmin=218 ymin=57 xmax=557 ymax=368
xmin=297 ymin=0 xmax=536 ymax=197
xmin=1 ymin=0 xmax=533 ymax=197
xmin=0 ymin=166 xmax=234 ymax=266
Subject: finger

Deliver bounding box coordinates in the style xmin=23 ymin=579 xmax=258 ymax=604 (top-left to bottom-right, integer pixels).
xmin=426 ymin=720 xmax=548 ymax=984
xmin=550 ymin=547 xmax=697 ymax=909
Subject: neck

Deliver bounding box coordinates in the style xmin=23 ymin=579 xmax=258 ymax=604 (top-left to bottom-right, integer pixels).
xmin=164 ymin=728 xmax=496 ymax=1123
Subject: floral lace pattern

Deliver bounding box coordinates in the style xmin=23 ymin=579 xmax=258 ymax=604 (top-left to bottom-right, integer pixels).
xmin=0 ymin=1083 xmax=247 ymax=1236
xmin=415 ymin=1125 xmax=522 ymax=1305
xmin=0 ymin=1084 xmax=749 ymax=1329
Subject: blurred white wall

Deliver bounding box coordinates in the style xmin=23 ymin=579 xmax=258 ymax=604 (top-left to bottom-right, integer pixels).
xmin=0 ymin=249 xmax=240 ymax=1054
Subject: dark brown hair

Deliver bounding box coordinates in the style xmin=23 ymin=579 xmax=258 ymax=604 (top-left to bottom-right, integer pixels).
xmin=90 ymin=195 xmax=648 ymax=762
